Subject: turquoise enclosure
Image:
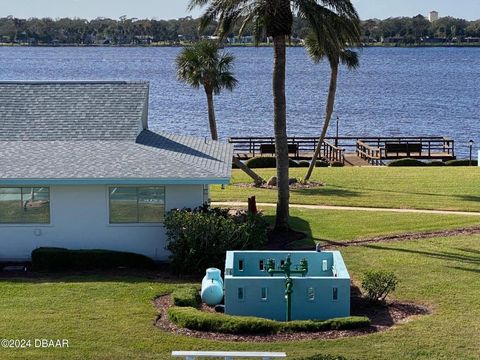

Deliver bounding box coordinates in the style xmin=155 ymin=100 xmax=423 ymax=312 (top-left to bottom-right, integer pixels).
xmin=224 ymin=251 xmax=350 ymax=321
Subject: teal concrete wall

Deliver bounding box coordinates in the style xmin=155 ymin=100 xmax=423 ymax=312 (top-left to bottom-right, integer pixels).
xmin=224 ymin=251 xmax=350 ymax=321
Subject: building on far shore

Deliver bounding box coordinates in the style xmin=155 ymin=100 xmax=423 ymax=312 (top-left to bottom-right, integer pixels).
xmin=429 ymin=11 xmax=439 ymax=22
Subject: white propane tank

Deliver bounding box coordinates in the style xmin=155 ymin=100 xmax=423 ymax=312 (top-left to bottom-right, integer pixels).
xmin=201 ymin=268 xmax=224 ymax=306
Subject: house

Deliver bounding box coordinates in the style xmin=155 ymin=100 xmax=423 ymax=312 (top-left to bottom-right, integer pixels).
xmin=0 ymin=81 xmax=233 ymax=261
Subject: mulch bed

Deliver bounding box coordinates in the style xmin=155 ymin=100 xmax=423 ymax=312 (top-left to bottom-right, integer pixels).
xmin=153 ymin=292 xmax=430 ymax=342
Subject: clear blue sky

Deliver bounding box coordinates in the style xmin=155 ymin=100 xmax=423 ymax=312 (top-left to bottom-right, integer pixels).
xmin=1 ymin=0 xmax=479 ymax=21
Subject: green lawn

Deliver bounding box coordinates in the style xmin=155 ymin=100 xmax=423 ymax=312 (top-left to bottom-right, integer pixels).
xmin=211 ymin=167 xmax=480 ymax=211
xmin=261 ymin=207 xmax=480 ymax=248
xmin=0 ymin=234 xmax=479 ymax=359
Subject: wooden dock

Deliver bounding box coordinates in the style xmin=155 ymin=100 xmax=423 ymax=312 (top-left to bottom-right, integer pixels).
xmin=228 ymin=136 xmax=455 ymax=166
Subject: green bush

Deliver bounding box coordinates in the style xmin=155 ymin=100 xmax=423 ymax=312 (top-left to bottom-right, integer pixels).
xmin=31 ymin=248 xmax=155 ymax=272
xmin=331 ymin=161 xmax=345 ymax=167
xmin=315 ymin=160 xmax=329 ymax=167
xmin=426 ymin=161 xmax=446 ymax=166
xmin=168 ymin=307 xmax=281 ymax=334
xmin=245 ymin=157 xmax=300 ymax=168
xmin=171 ymin=287 xmax=201 ymax=308
xmin=298 ymin=160 xmax=310 ymax=167
xmin=362 ymin=270 xmax=398 ymax=303
xmin=165 ymin=206 xmax=267 ymax=275
xmin=168 ymin=306 xmax=370 ymax=334
xmin=445 ymin=159 xmax=478 ymax=166
xmin=387 ymin=158 xmax=426 ymax=167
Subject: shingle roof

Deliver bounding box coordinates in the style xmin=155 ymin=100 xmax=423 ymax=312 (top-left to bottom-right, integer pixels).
xmin=0 ymin=81 xmax=233 ymax=183
xmin=0 ymin=81 xmax=149 ymax=141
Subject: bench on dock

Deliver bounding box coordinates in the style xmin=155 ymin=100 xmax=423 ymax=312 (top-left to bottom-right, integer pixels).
xmin=384 ymin=142 xmax=422 ymax=157
xmin=171 ymin=351 xmax=287 ymax=360
xmin=259 ymin=144 xmax=299 ymax=157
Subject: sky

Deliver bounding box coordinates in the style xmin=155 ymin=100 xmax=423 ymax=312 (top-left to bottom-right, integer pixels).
xmin=0 ymin=0 xmax=479 ymax=21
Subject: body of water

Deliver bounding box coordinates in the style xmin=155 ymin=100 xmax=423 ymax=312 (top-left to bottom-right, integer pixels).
xmin=1 ymin=46 xmax=478 ymax=157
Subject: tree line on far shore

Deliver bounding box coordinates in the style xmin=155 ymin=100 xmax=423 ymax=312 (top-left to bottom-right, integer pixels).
xmin=0 ymin=14 xmax=479 ymax=46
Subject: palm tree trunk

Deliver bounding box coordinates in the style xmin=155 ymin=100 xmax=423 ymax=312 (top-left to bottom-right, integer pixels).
xmin=205 ymin=90 xmax=219 ymax=141
xmin=304 ymin=62 xmax=339 ymax=182
xmin=232 ymin=157 xmax=264 ymax=185
xmin=272 ymin=34 xmax=290 ymax=231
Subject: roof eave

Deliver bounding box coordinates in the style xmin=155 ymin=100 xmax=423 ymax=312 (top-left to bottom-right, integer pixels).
xmin=0 ymin=178 xmax=231 ymax=186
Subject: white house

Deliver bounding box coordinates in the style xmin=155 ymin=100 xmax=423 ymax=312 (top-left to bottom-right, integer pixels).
xmin=0 ymin=81 xmax=233 ymax=261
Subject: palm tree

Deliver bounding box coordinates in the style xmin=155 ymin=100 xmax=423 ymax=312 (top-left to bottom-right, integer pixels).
xmin=304 ymin=13 xmax=361 ymax=182
xmin=176 ymin=40 xmax=237 ymax=140
xmin=176 ymin=40 xmax=264 ymax=184
xmin=189 ymin=0 xmax=359 ymax=231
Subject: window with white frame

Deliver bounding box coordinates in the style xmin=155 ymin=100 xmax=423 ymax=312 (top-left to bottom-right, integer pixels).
xmin=0 ymin=187 xmax=50 ymax=224
xmin=109 ymin=186 xmax=165 ymax=224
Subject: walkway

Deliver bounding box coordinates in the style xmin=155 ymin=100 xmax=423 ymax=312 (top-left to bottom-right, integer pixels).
xmin=212 ymin=202 xmax=480 ymax=217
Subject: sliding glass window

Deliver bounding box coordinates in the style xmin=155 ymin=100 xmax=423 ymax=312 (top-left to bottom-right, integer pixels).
xmin=0 ymin=187 xmax=50 ymax=224
xmin=109 ymin=186 xmax=165 ymax=224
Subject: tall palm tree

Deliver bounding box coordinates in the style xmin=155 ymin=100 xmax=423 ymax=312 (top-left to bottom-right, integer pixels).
xmin=176 ymin=40 xmax=238 ymax=141
xmin=189 ymin=0 xmax=359 ymax=231
xmin=304 ymin=13 xmax=361 ymax=182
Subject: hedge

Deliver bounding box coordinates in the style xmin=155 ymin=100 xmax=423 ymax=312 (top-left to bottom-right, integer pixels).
xmin=298 ymin=160 xmax=310 ymax=167
xmin=445 ymin=159 xmax=478 ymax=166
xmin=245 ymin=157 xmax=300 ymax=168
xmin=387 ymin=158 xmax=426 ymax=167
xmin=167 ymin=306 xmax=370 ymax=335
xmin=331 ymin=161 xmax=345 ymax=167
xmin=168 ymin=306 xmax=281 ymax=334
xmin=31 ymin=247 xmax=155 ymax=272
xmin=426 ymin=161 xmax=446 ymax=166
xmin=315 ymin=160 xmax=329 ymax=167
xmin=171 ymin=287 xmax=201 ymax=308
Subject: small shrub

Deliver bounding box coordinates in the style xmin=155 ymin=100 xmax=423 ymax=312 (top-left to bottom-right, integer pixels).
xmin=168 ymin=306 xmax=370 ymax=335
xmin=445 ymin=159 xmax=478 ymax=166
xmin=362 ymin=270 xmax=398 ymax=303
xmin=315 ymin=160 xmax=329 ymax=167
xmin=426 ymin=161 xmax=446 ymax=166
xmin=298 ymin=160 xmax=310 ymax=167
xmin=165 ymin=206 xmax=267 ymax=275
xmin=31 ymin=248 xmax=155 ymax=272
xmin=171 ymin=287 xmax=201 ymax=308
xmin=331 ymin=161 xmax=344 ymax=167
xmin=387 ymin=158 xmax=426 ymax=167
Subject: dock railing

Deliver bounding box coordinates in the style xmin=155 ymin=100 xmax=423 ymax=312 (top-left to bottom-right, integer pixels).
xmin=228 ymin=136 xmax=454 ymax=165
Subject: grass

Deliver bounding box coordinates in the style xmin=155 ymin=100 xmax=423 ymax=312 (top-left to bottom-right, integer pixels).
xmin=0 ymin=234 xmax=478 ymax=359
xmin=211 ymin=167 xmax=480 ymax=211
xmin=261 ymin=207 xmax=480 ymax=248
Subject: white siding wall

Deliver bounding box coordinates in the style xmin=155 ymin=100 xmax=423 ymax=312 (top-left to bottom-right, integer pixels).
xmin=0 ymin=184 xmax=205 ymax=261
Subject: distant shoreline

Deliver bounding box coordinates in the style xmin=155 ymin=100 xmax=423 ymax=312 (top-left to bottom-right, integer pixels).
xmin=1 ymin=43 xmax=480 ymax=48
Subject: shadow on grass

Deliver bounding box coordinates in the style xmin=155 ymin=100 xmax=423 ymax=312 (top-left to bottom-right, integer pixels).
xmin=363 ymin=244 xmax=480 ymax=266
xmin=0 ymin=268 xmax=198 ymax=284
xmin=291 ymin=186 xmax=361 ymax=198
xmin=263 ymin=215 xmax=316 ymax=249
xmin=454 ymin=195 xmax=480 ymax=203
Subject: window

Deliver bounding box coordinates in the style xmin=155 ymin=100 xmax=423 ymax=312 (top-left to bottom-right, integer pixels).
xmin=0 ymin=187 xmax=50 ymax=224
xmin=307 ymin=287 xmax=315 ymax=301
xmin=237 ymin=287 xmax=245 ymax=301
xmin=333 ymin=287 xmax=338 ymax=301
xmin=238 ymin=259 xmax=244 ymax=272
xmin=259 ymin=260 xmax=265 ymax=271
xmin=109 ymin=186 xmax=165 ymax=224
xmin=261 ymin=287 xmax=268 ymax=301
